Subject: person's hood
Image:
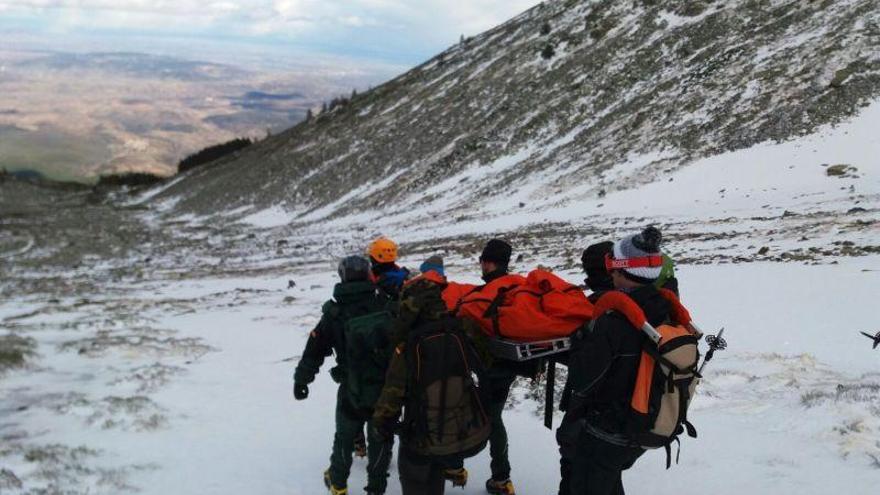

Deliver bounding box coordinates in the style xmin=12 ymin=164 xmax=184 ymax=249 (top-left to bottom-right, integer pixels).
xmin=333 ymin=280 xmax=377 ymax=303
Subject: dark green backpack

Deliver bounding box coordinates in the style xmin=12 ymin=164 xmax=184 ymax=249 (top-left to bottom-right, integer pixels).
xmin=402 ymin=318 xmax=491 ymax=460
xmin=344 ymin=310 xmax=394 ymax=411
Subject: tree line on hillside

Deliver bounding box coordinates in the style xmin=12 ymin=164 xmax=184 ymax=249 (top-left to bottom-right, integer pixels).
xmin=177 ymin=137 xmax=253 ymax=174
xmin=93 ymin=136 xmax=254 ymax=189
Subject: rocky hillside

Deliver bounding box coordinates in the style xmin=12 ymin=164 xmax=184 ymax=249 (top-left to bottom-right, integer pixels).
xmin=153 ymin=0 xmax=880 ymax=227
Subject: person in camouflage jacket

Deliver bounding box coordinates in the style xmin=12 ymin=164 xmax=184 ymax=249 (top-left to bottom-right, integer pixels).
xmin=373 ymin=256 xmax=491 ymax=495
xmin=293 ymin=255 xmax=394 ymax=495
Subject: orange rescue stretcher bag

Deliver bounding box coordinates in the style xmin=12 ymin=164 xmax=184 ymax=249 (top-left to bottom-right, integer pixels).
xmin=444 ymin=270 xmax=595 ymax=341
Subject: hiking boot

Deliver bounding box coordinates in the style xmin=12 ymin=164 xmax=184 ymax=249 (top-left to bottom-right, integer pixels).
xmin=443 ymin=467 xmax=468 ymax=487
xmin=354 ymin=430 xmax=367 ymax=458
xmin=485 ymin=478 xmax=515 ymax=495
xmin=324 ymin=469 xmax=348 ymax=494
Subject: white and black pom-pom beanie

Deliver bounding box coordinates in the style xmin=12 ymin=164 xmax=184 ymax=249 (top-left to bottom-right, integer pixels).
xmin=612 ymin=226 xmax=663 ymax=283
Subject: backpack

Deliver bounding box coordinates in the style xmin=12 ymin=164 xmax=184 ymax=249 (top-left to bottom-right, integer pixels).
xmin=593 ymin=290 xmax=701 ymax=467
xmin=402 ymin=318 xmax=491 ymax=460
xmin=627 ymin=322 xmax=700 ymax=467
xmin=344 ymin=309 xmax=394 ymax=411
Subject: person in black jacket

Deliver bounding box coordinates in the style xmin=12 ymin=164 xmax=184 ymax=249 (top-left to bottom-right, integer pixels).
xmin=443 ymin=239 xmax=519 ymax=495
xmin=556 ymin=240 xmax=614 ymax=494
xmin=557 ymin=227 xmax=670 ymax=495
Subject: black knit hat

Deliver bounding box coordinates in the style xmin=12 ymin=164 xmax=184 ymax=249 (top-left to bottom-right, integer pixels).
xmin=581 ymin=241 xmax=614 ymax=292
xmin=480 ymin=239 xmax=512 ymax=267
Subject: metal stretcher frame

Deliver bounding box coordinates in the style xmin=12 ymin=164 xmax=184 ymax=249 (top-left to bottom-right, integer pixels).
xmin=488 ymin=336 xmax=572 ymax=361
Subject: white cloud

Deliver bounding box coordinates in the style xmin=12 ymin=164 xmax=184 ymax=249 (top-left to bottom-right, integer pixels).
xmin=0 ymin=0 xmax=542 ymax=62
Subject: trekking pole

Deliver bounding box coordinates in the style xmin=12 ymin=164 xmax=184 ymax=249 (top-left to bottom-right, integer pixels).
xmin=698 ymin=328 xmax=727 ymax=374
xmin=544 ymin=357 xmax=556 ymax=430
xmin=860 ymin=330 xmax=880 ymax=349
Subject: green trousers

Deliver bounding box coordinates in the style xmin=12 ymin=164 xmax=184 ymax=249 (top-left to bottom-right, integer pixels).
xmin=447 ymin=372 xmax=515 ymax=480
xmin=329 ymin=386 xmax=394 ymax=493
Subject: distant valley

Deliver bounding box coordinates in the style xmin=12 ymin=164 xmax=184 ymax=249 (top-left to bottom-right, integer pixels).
xmin=0 ymin=49 xmax=395 ymax=182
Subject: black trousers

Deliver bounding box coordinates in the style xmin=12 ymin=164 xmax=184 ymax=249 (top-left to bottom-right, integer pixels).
xmin=557 ymin=418 xmax=644 ymax=495
xmin=397 ymin=445 xmax=445 ymax=495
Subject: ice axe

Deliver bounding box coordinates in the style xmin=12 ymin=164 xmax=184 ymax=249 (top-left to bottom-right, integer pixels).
xmin=698 ymin=328 xmax=726 ymax=374
xmin=860 ymin=330 xmax=880 ymax=349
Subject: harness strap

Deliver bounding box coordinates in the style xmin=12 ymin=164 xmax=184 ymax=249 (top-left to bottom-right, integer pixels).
xmin=663 ymin=437 xmax=682 ymax=470
xmin=436 ymin=330 xmax=450 ymax=443
xmin=684 ymin=420 xmax=697 ymax=438
xmin=482 ymin=286 xmax=514 ymax=337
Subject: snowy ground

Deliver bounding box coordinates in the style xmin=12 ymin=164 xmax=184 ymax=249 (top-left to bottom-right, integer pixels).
xmin=2 ymin=70 xmax=878 ymax=495
xmin=2 ymin=252 xmax=879 ymax=494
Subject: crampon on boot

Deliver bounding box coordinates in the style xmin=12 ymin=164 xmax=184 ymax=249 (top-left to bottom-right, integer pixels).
xmin=443 ymin=467 xmax=468 ymax=488
xmin=323 ymin=470 xmax=347 ymax=494
xmin=485 ymin=477 xmax=515 ymax=495
xmin=354 ymin=430 xmax=367 ymax=458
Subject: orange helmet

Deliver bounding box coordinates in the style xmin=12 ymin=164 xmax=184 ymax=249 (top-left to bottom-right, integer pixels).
xmin=368 ymin=237 xmax=398 ymax=263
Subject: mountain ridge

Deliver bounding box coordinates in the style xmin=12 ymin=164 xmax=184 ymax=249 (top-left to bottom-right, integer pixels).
xmin=152 ymin=0 xmax=879 ymax=229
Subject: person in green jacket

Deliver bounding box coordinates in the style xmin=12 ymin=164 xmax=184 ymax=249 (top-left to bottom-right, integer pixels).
xmin=293 ymin=255 xmax=394 ymax=495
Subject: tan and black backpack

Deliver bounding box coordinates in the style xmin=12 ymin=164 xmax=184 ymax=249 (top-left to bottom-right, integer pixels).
xmin=627 ymin=323 xmax=700 ymax=466
xmin=593 ymin=290 xmax=702 ymax=467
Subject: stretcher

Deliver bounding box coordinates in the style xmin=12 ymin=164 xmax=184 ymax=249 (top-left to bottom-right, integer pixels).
xmin=488 ymin=335 xmax=572 ymax=431
xmin=488 ymin=336 xmax=572 ymax=361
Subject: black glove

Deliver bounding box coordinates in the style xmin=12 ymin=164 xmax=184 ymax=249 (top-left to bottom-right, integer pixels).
xmin=373 ymin=419 xmax=395 ymax=443
xmin=329 ymin=365 xmax=346 ymax=384
xmin=293 ymin=382 xmax=308 ymax=400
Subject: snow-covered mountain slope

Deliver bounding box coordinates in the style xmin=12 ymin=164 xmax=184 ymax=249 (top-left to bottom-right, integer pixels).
xmin=152 ymin=0 xmax=880 ymax=229
xmin=2 ymin=1 xmax=880 ymax=494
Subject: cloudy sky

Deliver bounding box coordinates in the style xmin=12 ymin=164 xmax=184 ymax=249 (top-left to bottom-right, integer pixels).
xmin=0 ymin=0 xmax=542 ymax=65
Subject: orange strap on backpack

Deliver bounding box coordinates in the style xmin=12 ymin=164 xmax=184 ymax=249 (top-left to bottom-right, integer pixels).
xmin=593 ymin=290 xmax=701 ymax=343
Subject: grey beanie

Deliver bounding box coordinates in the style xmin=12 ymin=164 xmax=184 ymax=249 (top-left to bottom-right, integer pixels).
xmin=612 ymin=226 xmax=663 ymax=282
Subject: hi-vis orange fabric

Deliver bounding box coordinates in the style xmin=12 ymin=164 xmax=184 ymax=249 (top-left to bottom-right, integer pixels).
xmin=657 ymin=287 xmax=692 ymax=326
xmin=631 ymin=323 xmax=693 ymax=414
xmin=592 ymin=289 xmax=695 ymax=332
xmin=593 ymin=291 xmax=648 ymax=329
xmin=441 ymin=281 xmax=479 ymax=311
xmin=441 ymin=270 xmax=595 ymax=341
